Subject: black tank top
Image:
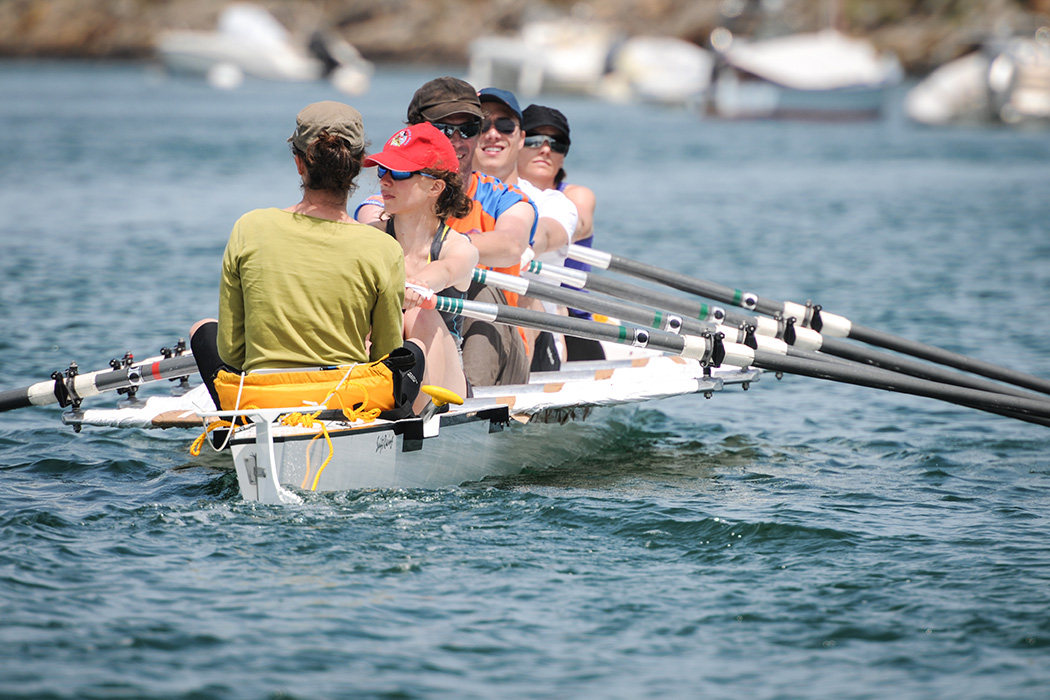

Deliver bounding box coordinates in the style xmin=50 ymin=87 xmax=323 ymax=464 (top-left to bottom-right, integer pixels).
xmin=386 ymin=218 xmax=466 ymax=339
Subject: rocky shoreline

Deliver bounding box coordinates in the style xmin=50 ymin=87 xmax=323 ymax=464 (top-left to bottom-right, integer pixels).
xmin=1 ymin=0 xmax=1047 ymax=75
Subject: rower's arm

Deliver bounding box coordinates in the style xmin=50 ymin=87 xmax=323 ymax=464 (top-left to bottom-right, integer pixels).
xmin=468 ymin=201 xmax=534 ymax=268
xmin=434 ymin=231 xmax=480 ymax=291
xmin=354 ymin=193 xmax=384 ymax=225
xmin=564 ymin=184 xmax=595 ymax=242
xmin=217 ymin=233 xmax=246 ymax=370
xmin=407 ymin=232 xmax=480 ymax=301
xmin=531 ymin=217 xmax=570 ymax=257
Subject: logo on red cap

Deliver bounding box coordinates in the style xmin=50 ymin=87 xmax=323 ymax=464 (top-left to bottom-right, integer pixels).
xmin=389 ymin=129 xmax=412 ymax=148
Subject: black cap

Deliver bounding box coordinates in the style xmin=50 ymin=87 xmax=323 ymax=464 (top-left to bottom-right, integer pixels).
xmin=407 ymin=77 xmax=483 ymax=124
xmin=521 ymin=105 xmax=571 ymax=145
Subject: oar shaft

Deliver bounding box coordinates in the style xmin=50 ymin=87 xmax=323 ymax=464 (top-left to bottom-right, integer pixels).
xmin=847 ymin=322 xmax=1050 ymax=396
xmin=568 ymin=245 xmax=1050 ymax=397
xmin=518 ymin=262 xmax=1042 ymax=402
xmin=475 ymin=267 xmax=717 ymax=336
xmin=752 ymin=351 xmax=1050 ymax=424
xmin=432 ymin=296 xmax=749 ymax=367
xmin=0 ymin=353 xmax=199 ymax=413
xmin=819 ymin=336 xmax=1047 ymax=401
xmin=568 ymin=245 xmax=768 ymax=313
xmin=527 ymin=260 xmax=725 ymax=324
xmin=528 ymin=259 xmax=825 ymax=350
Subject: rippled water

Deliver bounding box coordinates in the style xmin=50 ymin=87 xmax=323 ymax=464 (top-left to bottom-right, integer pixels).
xmin=1 ymin=62 xmax=1049 ymax=699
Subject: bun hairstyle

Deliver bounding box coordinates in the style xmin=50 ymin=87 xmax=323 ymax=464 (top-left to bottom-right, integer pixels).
xmin=426 ymin=168 xmax=472 ymax=220
xmin=297 ymin=130 xmax=365 ymax=195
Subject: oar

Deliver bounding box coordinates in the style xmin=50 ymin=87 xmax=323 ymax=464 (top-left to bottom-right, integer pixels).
xmin=567 ymin=244 xmax=1050 ymax=396
xmin=474 ymin=267 xmax=720 ymax=337
xmin=428 ymin=294 xmax=1050 ymax=427
xmin=0 ymin=353 xmax=199 ymax=413
xmin=479 ymin=266 xmax=845 ymax=366
xmin=521 ymin=260 xmax=1050 ymax=403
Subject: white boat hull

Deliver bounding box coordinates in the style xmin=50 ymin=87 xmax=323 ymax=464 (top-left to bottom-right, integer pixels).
xmin=709 ymin=70 xmax=890 ymax=120
xmin=64 ymin=355 xmax=760 ymax=504
xmin=707 ymin=29 xmax=900 ymax=121
xmin=223 ymin=357 xmax=760 ymax=503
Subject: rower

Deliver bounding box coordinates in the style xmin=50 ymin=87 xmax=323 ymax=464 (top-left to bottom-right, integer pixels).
xmin=362 ymin=121 xmax=478 ymax=401
xmin=517 ymin=104 xmax=604 ymax=362
xmin=356 ymin=77 xmax=538 ymax=388
xmin=473 ymin=88 xmax=580 ymax=371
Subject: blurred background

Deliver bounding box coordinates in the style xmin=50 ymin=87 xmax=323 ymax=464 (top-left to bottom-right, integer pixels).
xmin=2 ymin=0 xmax=1048 ymax=125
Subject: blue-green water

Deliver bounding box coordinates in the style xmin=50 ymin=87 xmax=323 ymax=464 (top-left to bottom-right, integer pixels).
xmin=1 ymin=62 xmax=1049 ymax=699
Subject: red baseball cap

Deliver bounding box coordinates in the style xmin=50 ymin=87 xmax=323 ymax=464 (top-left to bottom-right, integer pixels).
xmin=363 ymin=122 xmax=458 ymax=173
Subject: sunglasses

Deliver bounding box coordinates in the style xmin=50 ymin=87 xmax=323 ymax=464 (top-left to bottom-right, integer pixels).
xmin=481 ymin=117 xmax=519 ymax=135
xmin=377 ymin=166 xmax=436 ymax=181
xmin=430 ymin=120 xmax=481 ymax=139
xmin=523 ymin=134 xmax=569 ymax=154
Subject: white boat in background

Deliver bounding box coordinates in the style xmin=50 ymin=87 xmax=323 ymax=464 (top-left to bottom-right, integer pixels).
xmin=706 ymin=29 xmax=902 ymax=120
xmin=904 ymin=36 xmax=1050 ymax=126
xmin=155 ymin=3 xmax=372 ymax=94
xmin=469 ymin=18 xmax=713 ymax=106
xmin=468 ymin=18 xmax=615 ymax=97
xmin=63 ymin=355 xmax=761 ymax=505
xmin=598 ymin=36 xmax=715 ymax=105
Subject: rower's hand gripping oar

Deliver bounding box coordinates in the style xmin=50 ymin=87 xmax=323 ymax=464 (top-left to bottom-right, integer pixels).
xmin=567 ymin=244 xmax=1050 ymax=397
xmin=428 ymin=292 xmax=1050 ymax=427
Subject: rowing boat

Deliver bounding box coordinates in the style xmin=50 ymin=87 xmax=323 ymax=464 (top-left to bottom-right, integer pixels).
xmin=6 ymin=246 xmax=1048 ymax=505
xmin=63 ymin=353 xmax=760 ymax=505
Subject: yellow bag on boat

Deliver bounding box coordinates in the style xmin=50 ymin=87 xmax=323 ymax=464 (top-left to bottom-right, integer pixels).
xmin=214 ymin=360 xmax=395 ymax=413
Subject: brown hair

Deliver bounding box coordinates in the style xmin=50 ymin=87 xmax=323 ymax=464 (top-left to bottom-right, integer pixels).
xmin=425 ymin=168 xmax=472 ymax=220
xmin=295 ymin=129 xmax=365 ymax=196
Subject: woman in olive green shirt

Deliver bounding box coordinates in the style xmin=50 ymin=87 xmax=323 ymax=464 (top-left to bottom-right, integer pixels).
xmin=191 ymin=101 xmax=415 ymax=410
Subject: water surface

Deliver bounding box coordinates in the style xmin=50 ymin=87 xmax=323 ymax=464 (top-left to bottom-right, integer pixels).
xmin=1 ymin=62 xmax=1048 ymax=699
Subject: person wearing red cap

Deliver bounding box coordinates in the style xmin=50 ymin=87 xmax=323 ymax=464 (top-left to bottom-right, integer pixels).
xmin=356 ymin=76 xmax=536 ymax=388
xmin=364 ymin=122 xmax=478 ymax=401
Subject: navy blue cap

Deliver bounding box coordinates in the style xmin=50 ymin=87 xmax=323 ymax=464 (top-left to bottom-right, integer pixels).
xmin=477 ymin=87 xmax=523 ymax=122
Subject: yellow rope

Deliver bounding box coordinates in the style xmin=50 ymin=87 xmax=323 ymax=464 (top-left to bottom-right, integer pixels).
xmin=280 ymin=410 xmax=333 ymax=491
xmin=191 ymin=366 xmax=386 ymax=491
xmin=189 ymin=420 xmax=234 ymax=457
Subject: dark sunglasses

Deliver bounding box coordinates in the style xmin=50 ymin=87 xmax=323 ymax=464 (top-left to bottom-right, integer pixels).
xmin=430 ymin=120 xmax=481 ymax=139
xmin=523 ymin=134 xmax=569 ymax=154
xmin=377 ymin=166 xmax=435 ymax=181
xmin=481 ymin=117 xmax=519 ymax=135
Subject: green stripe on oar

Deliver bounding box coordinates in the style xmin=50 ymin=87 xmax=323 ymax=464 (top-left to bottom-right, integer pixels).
xmin=566 ymin=244 xmax=1050 ymax=397
xmin=431 ymin=295 xmax=722 ymax=362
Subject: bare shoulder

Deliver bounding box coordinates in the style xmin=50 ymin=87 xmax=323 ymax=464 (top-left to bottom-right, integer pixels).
xmin=563 ymin=183 xmax=596 ymax=209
